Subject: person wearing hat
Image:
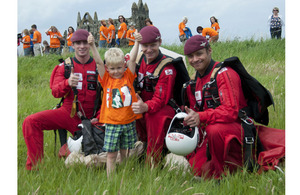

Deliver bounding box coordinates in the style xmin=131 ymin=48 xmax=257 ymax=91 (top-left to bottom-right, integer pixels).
xmin=22 ymin=29 xmax=101 ymax=170
xmin=182 ymin=35 xmax=248 ymax=179
xmin=132 ymin=26 xmax=177 ymax=165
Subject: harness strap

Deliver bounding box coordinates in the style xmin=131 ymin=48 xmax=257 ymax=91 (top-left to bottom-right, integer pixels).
xmin=153 ymin=58 xmax=173 ymax=77
xmin=167 ymin=98 xmax=182 ymax=114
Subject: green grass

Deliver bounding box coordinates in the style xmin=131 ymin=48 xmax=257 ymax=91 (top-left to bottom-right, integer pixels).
xmin=18 ymin=39 xmax=285 ymax=194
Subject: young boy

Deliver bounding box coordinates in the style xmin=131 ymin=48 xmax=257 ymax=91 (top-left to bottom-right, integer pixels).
xmin=88 ymin=31 xmax=142 ymax=178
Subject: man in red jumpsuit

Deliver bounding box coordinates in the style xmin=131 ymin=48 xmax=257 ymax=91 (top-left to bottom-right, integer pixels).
xmin=183 ymin=35 xmax=248 ymax=178
xmin=182 ymin=35 xmax=285 ymax=179
xmin=22 ymin=29 xmax=100 ymax=170
xmin=132 ymin=26 xmax=177 ymax=164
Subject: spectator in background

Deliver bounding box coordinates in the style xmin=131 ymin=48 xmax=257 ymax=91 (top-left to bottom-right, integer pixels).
xmin=31 ymin=24 xmax=42 ymax=56
xmin=67 ymin=26 xmax=75 ymax=52
xmin=210 ymin=16 xmax=220 ymax=34
xmin=45 ymin=26 xmax=63 ymax=55
xmin=22 ymin=29 xmax=31 ymax=56
xmin=178 ymin=16 xmax=192 ymax=43
xmin=196 ymin=26 xmax=219 ymax=43
xmin=42 ymin=40 xmax=50 ymax=55
xmin=267 ymin=7 xmax=284 ymax=39
xmin=126 ymin=23 xmax=136 ymax=47
xmin=99 ymin=20 xmax=109 ymax=48
xmin=29 ymin=29 xmax=34 ymax=56
xmin=107 ymin=18 xmax=116 ymax=48
xmin=145 ymin=18 xmax=153 ymax=26
xmin=117 ymin=15 xmax=127 ymax=47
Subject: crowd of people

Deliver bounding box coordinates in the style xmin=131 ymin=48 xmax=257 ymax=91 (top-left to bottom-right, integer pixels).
xmin=178 ymin=6 xmax=284 ymax=44
xmin=18 ymin=17 xmax=155 ymax=57
xmin=19 ymin=24 xmax=75 ymax=56
xmin=178 ymin=15 xmax=220 ymax=43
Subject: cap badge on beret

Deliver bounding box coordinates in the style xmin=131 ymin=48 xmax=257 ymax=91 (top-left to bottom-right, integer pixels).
xmin=200 ymin=42 xmax=207 ymax=47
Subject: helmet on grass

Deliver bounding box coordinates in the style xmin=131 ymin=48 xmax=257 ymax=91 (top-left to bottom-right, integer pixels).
xmin=165 ymin=112 xmax=199 ymax=156
xmin=67 ymin=135 xmax=83 ymax=153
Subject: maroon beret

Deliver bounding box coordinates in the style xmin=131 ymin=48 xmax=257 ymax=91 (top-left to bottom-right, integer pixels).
xmin=140 ymin=26 xmax=161 ymax=44
xmin=71 ymin=29 xmax=89 ymax=42
xmin=184 ymin=35 xmax=209 ymax=55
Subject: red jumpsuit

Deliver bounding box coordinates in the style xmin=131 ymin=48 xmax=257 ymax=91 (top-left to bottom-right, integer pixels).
xmin=185 ymin=59 xmax=248 ymax=178
xmin=22 ymin=57 xmax=99 ymax=170
xmin=136 ymin=51 xmax=177 ymax=163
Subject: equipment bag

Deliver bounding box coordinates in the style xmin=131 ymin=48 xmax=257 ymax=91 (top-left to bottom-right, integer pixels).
xmin=78 ymin=119 xmax=105 ymax=156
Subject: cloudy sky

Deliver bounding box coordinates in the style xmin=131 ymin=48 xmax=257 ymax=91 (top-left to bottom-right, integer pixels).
xmin=17 ymin=0 xmax=285 ymax=45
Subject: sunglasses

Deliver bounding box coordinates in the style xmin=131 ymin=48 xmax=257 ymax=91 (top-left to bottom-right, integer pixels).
xmin=273 ymin=10 xmax=278 ymax=11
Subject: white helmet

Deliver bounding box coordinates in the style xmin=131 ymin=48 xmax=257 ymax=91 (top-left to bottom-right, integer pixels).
xmin=67 ymin=135 xmax=83 ymax=153
xmin=165 ymin=112 xmax=199 ymax=156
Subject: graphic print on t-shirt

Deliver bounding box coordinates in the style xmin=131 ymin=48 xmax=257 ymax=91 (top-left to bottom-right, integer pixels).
xmin=108 ymin=85 xmax=133 ymax=109
xmin=112 ymin=88 xmax=124 ymax=108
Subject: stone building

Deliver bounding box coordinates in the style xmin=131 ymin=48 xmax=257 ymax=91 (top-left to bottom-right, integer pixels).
xmin=68 ymin=0 xmax=149 ymax=45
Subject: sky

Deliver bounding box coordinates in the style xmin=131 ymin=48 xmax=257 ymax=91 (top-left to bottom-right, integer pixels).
xmin=17 ymin=0 xmax=285 ymax=45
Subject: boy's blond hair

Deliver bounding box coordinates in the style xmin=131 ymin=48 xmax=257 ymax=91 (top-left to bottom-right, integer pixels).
xmin=104 ymin=48 xmax=125 ymax=67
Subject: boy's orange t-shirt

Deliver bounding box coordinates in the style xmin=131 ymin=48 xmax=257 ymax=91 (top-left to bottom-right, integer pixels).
xmin=117 ymin=22 xmax=127 ymax=39
xmin=202 ymin=28 xmax=218 ymax=37
xmin=48 ymin=31 xmax=62 ymax=48
xmin=98 ymin=68 xmax=142 ymax=125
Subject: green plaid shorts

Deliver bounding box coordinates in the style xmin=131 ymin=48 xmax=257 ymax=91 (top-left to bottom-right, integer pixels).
xmin=103 ymin=121 xmax=137 ymax=152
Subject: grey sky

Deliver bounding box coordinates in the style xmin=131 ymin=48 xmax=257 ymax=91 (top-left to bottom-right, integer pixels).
xmin=17 ymin=0 xmax=285 ymax=44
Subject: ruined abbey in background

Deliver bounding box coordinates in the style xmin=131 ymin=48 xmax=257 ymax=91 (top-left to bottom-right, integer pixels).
xmin=65 ymin=0 xmax=149 ymax=45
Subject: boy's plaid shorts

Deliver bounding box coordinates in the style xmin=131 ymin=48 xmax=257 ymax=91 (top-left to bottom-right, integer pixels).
xmin=103 ymin=121 xmax=137 ymax=152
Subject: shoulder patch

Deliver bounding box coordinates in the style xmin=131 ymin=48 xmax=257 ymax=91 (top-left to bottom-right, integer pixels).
xmin=218 ymin=67 xmax=228 ymax=74
xmin=165 ymin=69 xmax=173 ymax=76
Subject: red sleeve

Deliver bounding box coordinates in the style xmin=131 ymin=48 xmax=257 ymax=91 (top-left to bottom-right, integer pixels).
xmin=198 ymin=68 xmax=243 ymax=124
xmin=50 ymin=63 xmax=72 ymax=98
xmin=145 ymin=64 xmax=177 ymax=113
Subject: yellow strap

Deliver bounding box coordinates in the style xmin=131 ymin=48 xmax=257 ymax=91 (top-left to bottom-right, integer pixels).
xmin=70 ymin=95 xmax=77 ymax=118
xmin=211 ymin=66 xmax=221 ymax=79
xmin=64 ymin=57 xmax=72 ymax=66
xmin=153 ymin=58 xmax=173 ymax=77
xmin=136 ymin=52 xmax=144 ymax=64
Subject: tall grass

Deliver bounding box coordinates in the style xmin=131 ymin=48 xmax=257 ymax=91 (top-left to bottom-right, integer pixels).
xmin=18 ymin=39 xmax=285 ymax=194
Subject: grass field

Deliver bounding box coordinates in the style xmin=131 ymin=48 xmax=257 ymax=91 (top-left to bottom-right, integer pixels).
xmin=17 ymin=39 xmax=285 ymax=194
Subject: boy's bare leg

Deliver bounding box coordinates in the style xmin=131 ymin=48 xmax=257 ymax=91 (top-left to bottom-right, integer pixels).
xmin=106 ymin=151 xmax=118 ymax=178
